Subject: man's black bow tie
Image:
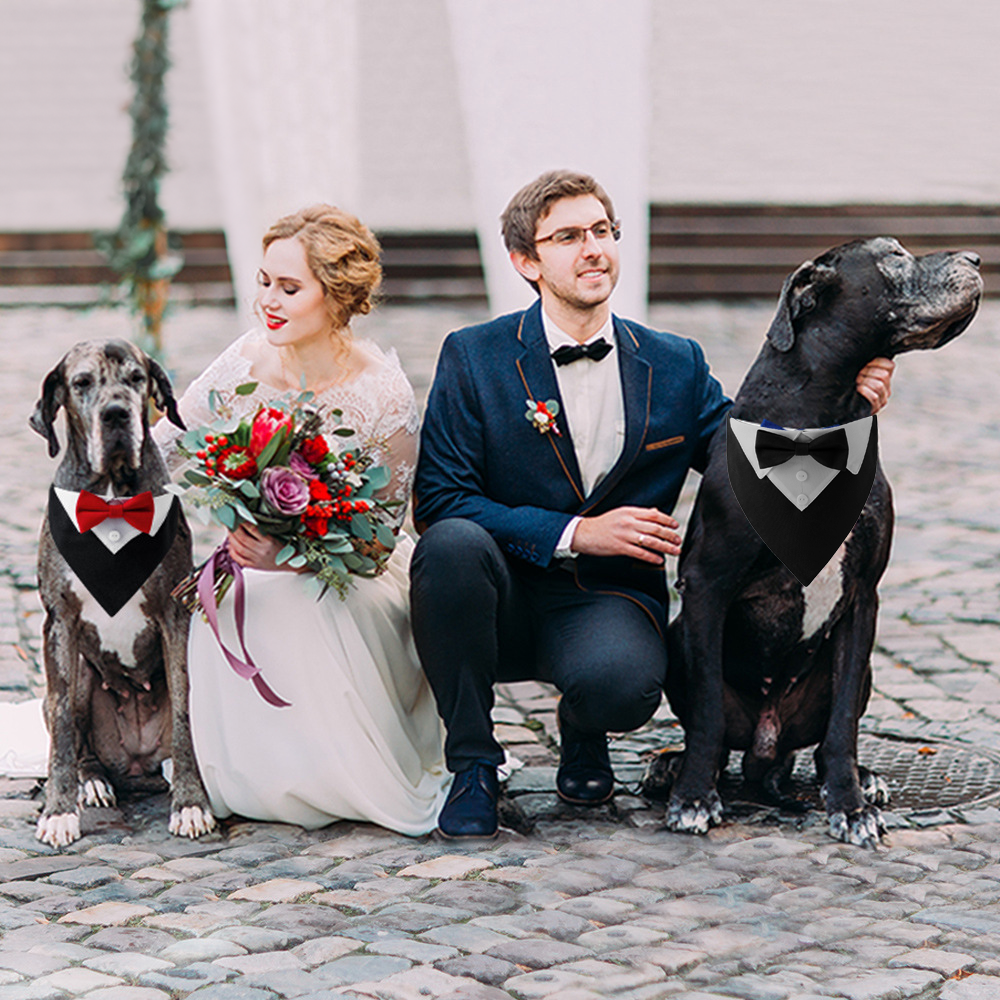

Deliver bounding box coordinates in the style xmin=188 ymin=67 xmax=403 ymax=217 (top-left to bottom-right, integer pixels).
xmin=551 ymin=338 xmax=613 ymax=366
xmin=754 ymin=426 xmax=849 ymax=471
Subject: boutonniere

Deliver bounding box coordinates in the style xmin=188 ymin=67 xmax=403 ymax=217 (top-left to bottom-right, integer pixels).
xmin=525 ymin=398 xmax=562 ymax=437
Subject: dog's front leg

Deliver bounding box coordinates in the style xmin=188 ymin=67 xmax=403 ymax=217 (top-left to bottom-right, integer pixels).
xmin=664 ymin=581 xmax=728 ymax=835
xmin=161 ymin=617 xmax=216 ymax=839
xmin=37 ymin=613 xmax=86 ymax=847
xmin=818 ymin=596 xmax=884 ymax=848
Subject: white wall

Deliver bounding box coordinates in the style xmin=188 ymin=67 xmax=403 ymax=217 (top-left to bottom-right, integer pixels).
xmin=0 ymin=0 xmax=219 ymax=231
xmin=649 ymin=1 xmax=1000 ymax=204
xmin=2 ymin=0 xmax=1000 ymax=235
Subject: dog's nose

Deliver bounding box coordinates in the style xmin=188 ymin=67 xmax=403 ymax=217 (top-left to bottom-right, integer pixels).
xmin=101 ymin=404 xmax=130 ymax=427
xmin=961 ymin=251 xmax=981 ymax=268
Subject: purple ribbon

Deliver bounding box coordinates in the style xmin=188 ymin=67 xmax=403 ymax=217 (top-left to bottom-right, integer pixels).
xmin=197 ymin=543 xmax=291 ymax=707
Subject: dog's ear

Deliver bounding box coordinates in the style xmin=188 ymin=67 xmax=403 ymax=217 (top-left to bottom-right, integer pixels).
xmin=766 ymin=261 xmax=838 ymax=352
xmin=29 ymin=363 xmax=66 ymax=458
xmin=147 ymin=358 xmax=186 ymax=431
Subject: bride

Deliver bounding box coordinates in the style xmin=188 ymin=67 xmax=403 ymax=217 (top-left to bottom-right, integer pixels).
xmin=152 ymin=204 xmax=449 ymax=835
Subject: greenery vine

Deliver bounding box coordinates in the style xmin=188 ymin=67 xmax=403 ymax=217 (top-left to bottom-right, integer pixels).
xmin=95 ymin=0 xmax=186 ymax=357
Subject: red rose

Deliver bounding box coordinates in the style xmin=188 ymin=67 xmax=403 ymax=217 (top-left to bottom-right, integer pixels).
xmin=309 ymin=479 xmax=331 ymax=501
xmin=300 ymin=435 xmax=329 ymax=464
xmin=303 ymin=512 xmax=329 ymax=537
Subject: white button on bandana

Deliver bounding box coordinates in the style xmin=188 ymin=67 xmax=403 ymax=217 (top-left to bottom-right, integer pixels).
xmin=796 ymin=470 xmax=808 ymax=482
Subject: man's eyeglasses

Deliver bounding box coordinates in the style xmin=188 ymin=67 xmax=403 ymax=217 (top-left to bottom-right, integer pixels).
xmin=534 ymin=219 xmax=622 ymax=248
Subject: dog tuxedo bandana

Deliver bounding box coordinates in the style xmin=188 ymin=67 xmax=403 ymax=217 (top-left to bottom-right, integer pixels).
xmin=48 ymin=487 xmax=180 ymax=616
xmin=727 ymin=414 xmax=878 ymax=586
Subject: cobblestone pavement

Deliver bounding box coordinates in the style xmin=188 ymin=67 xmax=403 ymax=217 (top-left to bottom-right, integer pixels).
xmin=1 ymin=299 xmax=1000 ymax=1000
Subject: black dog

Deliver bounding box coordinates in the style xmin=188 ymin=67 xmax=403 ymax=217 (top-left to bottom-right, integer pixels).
xmin=31 ymin=339 xmax=215 ymax=847
xmin=660 ymin=238 xmax=982 ymax=847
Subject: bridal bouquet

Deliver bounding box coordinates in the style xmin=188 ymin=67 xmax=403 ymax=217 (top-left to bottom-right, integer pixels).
xmin=170 ymin=380 xmax=398 ymax=613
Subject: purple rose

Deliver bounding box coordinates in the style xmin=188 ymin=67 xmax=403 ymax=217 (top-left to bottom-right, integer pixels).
xmin=289 ymin=450 xmax=320 ymax=480
xmin=261 ymin=466 xmax=309 ymax=515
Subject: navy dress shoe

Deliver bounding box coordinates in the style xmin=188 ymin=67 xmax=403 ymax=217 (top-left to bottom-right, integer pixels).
xmin=437 ymin=762 xmax=499 ymax=838
xmin=556 ymin=702 xmax=615 ymax=805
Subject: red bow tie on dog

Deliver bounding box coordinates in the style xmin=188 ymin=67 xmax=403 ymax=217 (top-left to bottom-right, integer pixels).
xmin=75 ymin=490 xmax=155 ymax=534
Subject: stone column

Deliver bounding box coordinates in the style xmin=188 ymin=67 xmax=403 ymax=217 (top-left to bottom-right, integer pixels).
xmin=191 ymin=0 xmax=360 ymax=324
xmin=445 ymin=0 xmax=651 ymax=321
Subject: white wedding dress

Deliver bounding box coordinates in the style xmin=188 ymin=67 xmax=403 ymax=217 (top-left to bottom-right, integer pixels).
xmin=152 ymin=329 xmax=449 ymax=835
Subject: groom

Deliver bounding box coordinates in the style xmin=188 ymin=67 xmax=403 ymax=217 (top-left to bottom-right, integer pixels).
xmin=410 ymin=169 xmax=894 ymax=837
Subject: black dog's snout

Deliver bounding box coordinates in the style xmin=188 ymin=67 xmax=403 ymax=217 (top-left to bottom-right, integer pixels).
xmin=101 ymin=403 xmax=130 ymax=427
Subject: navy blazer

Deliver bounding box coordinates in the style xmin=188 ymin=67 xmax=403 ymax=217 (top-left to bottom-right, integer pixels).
xmin=414 ymin=300 xmax=732 ymax=627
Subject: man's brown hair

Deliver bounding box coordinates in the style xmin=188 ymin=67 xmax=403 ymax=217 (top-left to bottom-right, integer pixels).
xmin=500 ymin=169 xmax=617 ymax=262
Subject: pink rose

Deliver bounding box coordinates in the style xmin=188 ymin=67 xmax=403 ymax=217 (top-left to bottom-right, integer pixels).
xmin=261 ymin=467 xmax=309 ymax=515
xmin=289 ymin=450 xmax=320 ymax=480
xmin=250 ymin=407 xmax=293 ymax=457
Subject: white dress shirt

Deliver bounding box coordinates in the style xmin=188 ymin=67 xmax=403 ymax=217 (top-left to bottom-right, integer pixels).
xmin=728 ymin=416 xmax=873 ymax=511
xmin=542 ymin=311 xmax=625 ymax=557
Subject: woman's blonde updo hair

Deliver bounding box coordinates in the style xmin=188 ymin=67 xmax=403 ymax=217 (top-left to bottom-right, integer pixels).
xmin=262 ymin=204 xmax=382 ymax=329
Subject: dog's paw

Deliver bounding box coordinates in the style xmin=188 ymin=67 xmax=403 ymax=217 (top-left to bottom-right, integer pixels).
xmin=858 ymin=766 xmax=891 ymax=806
xmin=169 ymin=804 xmax=216 ymax=839
xmin=828 ymin=805 xmax=885 ymax=849
xmin=640 ymin=749 xmax=684 ymax=801
xmin=36 ymin=811 xmax=81 ymax=848
xmin=78 ymin=778 xmax=116 ymax=809
xmin=664 ymin=789 xmax=724 ymax=835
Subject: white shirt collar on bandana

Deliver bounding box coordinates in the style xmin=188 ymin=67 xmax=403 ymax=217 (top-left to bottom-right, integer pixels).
xmin=729 ymin=415 xmax=873 ymax=511
xmin=53 ymin=488 xmax=176 ymax=555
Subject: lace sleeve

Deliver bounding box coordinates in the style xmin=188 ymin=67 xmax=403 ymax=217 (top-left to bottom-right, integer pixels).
xmin=152 ymin=332 xmax=257 ymax=474
xmin=357 ymin=358 xmax=420 ymax=533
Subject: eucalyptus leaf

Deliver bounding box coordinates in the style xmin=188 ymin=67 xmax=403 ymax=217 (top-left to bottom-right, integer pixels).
xmin=184 ymin=470 xmax=212 ymax=487
xmin=232 ymin=502 xmax=257 ymax=524
xmin=351 ymin=515 xmax=374 ymax=542
xmin=343 ymin=553 xmax=363 ymax=570
xmin=275 ymin=544 xmax=296 ymax=566
xmin=216 ymin=505 xmax=237 ymax=529
xmin=235 ymin=382 xmax=259 ymax=396
xmin=288 ymin=554 xmax=308 ymax=569
xmin=367 ymin=466 xmax=391 ymax=491
xmin=332 ymin=428 xmax=355 ymax=437
xmin=326 ymin=555 xmax=347 ymax=575
xmin=374 ymin=522 xmax=396 ymax=549
xmin=323 ymin=538 xmax=355 ymax=554
xmin=238 ymin=480 xmax=260 ymax=498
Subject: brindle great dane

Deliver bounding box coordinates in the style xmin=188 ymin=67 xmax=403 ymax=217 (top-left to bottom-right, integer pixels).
xmin=30 ymin=339 xmax=215 ymax=847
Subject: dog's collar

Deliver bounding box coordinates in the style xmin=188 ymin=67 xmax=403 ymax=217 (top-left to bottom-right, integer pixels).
xmin=53 ymin=488 xmax=176 ymax=555
xmin=729 ymin=415 xmax=872 ymax=512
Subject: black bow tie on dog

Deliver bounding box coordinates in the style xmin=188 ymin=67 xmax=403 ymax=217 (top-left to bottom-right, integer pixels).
xmin=755 ymin=426 xmax=850 ymax=471
xmin=551 ymin=338 xmax=613 ymax=366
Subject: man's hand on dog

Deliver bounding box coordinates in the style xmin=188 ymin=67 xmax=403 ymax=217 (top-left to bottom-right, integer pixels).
xmin=857 ymin=357 xmax=895 ymax=414
xmin=572 ymin=506 xmax=681 ymax=565
xmin=227 ymin=524 xmax=302 ymax=572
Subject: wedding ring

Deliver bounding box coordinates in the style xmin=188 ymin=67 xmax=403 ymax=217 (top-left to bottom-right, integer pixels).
xmin=637 ymin=533 xmax=645 ymax=547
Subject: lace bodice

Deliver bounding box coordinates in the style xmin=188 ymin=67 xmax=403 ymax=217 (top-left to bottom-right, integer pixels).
xmin=153 ymin=329 xmax=420 ymax=530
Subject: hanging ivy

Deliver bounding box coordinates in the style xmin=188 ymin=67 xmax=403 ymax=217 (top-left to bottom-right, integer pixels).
xmin=95 ymin=0 xmax=186 ymax=357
